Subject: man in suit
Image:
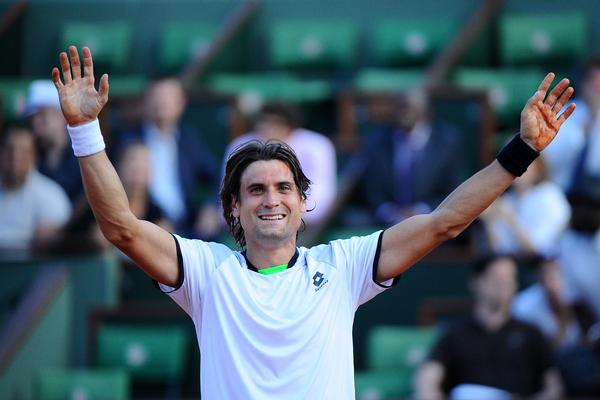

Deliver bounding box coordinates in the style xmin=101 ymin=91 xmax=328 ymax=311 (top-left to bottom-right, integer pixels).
xmin=359 ymin=89 xmax=463 ymax=225
xmin=114 ymin=76 xmax=220 ymax=238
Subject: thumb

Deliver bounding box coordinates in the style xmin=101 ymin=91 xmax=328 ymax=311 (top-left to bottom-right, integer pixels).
xmin=98 ymin=73 xmax=110 ymax=105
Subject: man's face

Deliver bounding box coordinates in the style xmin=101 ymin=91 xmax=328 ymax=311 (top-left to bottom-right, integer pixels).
xmin=144 ymin=79 xmax=186 ymax=129
xmin=30 ymin=107 xmax=66 ymax=145
xmin=472 ymin=258 xmax=518 ymax=311
xmin=232 ymin=160 xmax=306 ymax=248
xmin=1 ymin=131 xmax=36 ymax=189
xmin=255 ymin=115 xmax=292 ymax=141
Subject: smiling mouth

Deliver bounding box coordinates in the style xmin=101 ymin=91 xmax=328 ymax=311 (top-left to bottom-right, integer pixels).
xmin=258 ymin=215 xmax=285 ymax=221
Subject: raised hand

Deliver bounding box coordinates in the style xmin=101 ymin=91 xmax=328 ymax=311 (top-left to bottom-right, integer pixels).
xmin=520 ymin=72 xmax=576 ymax=151
xmin=52 ymin=46 xmax=109 ymax=126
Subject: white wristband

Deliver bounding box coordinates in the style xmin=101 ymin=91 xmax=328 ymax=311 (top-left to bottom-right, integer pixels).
xmin=67 ymin=119 xmax=105 ymax=157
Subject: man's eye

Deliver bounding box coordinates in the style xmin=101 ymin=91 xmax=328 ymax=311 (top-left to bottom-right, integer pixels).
xmin=250 ymin=187 xmax=263 ymax=194
xmin=280 ymin=185 xmax=292 ymax=191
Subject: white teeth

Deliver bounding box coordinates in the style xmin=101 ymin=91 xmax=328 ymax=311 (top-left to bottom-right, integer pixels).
xmin=259 ymin=215 xmax=284 ymax=220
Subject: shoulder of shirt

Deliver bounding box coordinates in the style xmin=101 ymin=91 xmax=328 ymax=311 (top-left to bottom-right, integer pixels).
xmin=29 ymin=170 xmax=68 ymax=192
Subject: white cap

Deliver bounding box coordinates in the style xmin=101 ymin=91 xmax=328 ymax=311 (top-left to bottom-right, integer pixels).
xmin=25 ymin=80 xmax=60 ymax=115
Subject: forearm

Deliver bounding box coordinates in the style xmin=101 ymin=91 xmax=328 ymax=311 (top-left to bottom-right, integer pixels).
xmin=78 ymin=151 xmax=138 ymax=245
xmin=432 ymin=160 xmax=515 ymax=238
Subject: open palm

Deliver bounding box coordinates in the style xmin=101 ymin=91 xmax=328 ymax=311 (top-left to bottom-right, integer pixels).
xmin=52 ymin=46 xmax=109 ymax=126
xmin=520 ymin=73 xmax=576 ymax=151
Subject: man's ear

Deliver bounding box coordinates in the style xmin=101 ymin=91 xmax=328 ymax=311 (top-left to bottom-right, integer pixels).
xmin=301 ymin=197 xmax=308 ymax=213
xmin=231 ymin=197 xmax=240 ymax=218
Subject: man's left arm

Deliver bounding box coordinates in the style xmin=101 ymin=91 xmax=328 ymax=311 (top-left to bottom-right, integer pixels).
xmin=377 ymin=73 xmax=575 ymax=281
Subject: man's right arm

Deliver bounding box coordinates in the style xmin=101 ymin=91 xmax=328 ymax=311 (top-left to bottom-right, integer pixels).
xmin=79 ymin=150 xmax=179 ymax=286
xmin=53 ymin=46 xmax=178 ymax=286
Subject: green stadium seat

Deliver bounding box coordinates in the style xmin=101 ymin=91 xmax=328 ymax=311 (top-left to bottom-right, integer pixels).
xmin=96 ymin=324 xmax=189 ymax=382
xmin=0 ymin=79 xmax=29 ymax=121
xmin=366 ymin=325 xmax=437 ymax=372
xmin=158 ymin=23 xmax=218 ymax=73
xmin=354 ymin=326 xmax=436 ymax=399
xmin=106 ymin=75 xmax=147 ymax=97
xmin=61 ymin=21 xmax=133 ymax=72
xmin=499 ymin=12 xmax=589 ymax=66
xmin=268 ymin=20 xmax=359 ymax=70
xmin=370 ymin=18 xmax=458 ymax=66
xmin=37 ymin=368 xmax=129 ymax=400
xmin=453 ymin=68 xmax=547 ymax=127
xmin=354 ymin=370 xmax=410 ymax=400
xmin=206 ymin=73 xmax=332 ymax=104
xmin=353 ymin=69 xmax=424 ymax=93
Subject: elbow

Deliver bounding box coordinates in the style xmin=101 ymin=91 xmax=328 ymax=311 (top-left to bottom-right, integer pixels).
xmin=99 ymin=213 xmax=138 ymax=249
xmin=431 ymin=213 xmax=470 ymax=242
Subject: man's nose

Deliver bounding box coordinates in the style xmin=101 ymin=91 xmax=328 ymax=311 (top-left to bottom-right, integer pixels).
xmin=262 ymin=190 xmax=280 ymax=208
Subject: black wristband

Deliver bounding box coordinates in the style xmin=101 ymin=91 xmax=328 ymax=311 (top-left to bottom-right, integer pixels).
xmin=496 ymin=134 xmax=539 ymax=177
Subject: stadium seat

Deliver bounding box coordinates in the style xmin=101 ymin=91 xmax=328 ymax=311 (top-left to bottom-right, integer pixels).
xmin=206 ymin=73 xmax=332 ymax=105
xmin=0 ymin=79 xmax=29 ymax=121
xmin=96 ymin=324 xmax=189 ymax=382
xmin=366 ymin=325 xmax=437 ymax=372
xmin=353 ymin=69 xmax=424 ymax=93
xmin=105 ymin=75 xmax=147 ymax=97
xmin=453 ymin=68 xmax=547 ymax=127
xmin=268 ymin=20 xmax=359 ymax=70
xmin=354 ymin=370 xmax=410 ymax=400
xmin=370 ymin=18 xmax=458 ymax=67
xmin=37 ymin=368 xmax=129 ymax=400
xmin=158 ymin=23 xmax=218 ymax=73
xmin=499 ymin=12 xmax=589 ymax=66
xmin=354 ymin=326 xmax=436 ymax=399
xmin=60 ymin=21 xmax=133 ymax=72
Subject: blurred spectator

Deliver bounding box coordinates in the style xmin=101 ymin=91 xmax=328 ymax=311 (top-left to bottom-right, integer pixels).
xmin=224 ymin=102 xmax=337 ymax=227
xmin=356 ymin=89 xmax=462 ymax=225
xmin=0 ymin=126 xmax=71 ymax=252
xmin=545 ymin=58 xmax=600 ymax=200
xmin=26 ymin=79 xmax=83 ymax=201
xmin=512 ymin=256 xmax=584 ymax=350
xmin=414 ymin=256 xmax=562 ymax=400
xmin=479 ymin=157 xmax=570 ymax=256
xmin=55 ymin=142 xmax=174 ymax=253
xmin=558 ymin=223 xmax=600 ymax=322
xmin=114 ymin=76 xmax=220 ymax=239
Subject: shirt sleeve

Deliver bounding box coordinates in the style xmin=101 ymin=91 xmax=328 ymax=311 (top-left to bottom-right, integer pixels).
xmin=157 ymin=234 xmax=223 ymax=318
xmin=329 ymin=230 xmax=399 ymax=309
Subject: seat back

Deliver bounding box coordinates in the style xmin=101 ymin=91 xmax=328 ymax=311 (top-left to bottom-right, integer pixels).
xmin=367 ymin=325 xmax=437 ymax=372
xmin=158 ymin=23 xmax=217 ymax=73
xmin=453 ymin=68 xmax=547 ymax=127
xmin=37 ymin=368 xmax=129 ymax=400
xmin=61 ymin=21 xmax=133 ymax=72
xmin=499 ymin=12 xmax=588 ymax=66
xmin=268 ymin=20 xmax=359 ymax=70
xmin=0 ymin=79 xmax=29 ymax=121
xmin=96 ymin=324 xmax=189 ymax=382
xmin=371 ymin=18 xmax=458 ymax=67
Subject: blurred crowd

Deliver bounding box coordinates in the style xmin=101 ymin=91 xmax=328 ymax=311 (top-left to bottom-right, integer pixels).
xmin=1 ymin=58 xmax=600 ymax=398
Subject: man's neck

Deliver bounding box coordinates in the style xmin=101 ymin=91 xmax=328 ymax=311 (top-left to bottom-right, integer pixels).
xmin=244 ymin=240 xmax=297 ymax=271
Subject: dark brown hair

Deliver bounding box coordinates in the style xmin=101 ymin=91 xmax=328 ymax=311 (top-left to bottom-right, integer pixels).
xmin=220 ymin=140 xmax=311 ymax=247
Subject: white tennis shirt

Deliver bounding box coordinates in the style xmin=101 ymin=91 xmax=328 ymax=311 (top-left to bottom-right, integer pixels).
xmin=159 ymin=230 xmax=397 ymax=399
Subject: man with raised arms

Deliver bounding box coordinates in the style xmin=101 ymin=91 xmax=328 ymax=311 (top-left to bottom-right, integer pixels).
xmin=52 ymin=46 xmax=575 ymax=399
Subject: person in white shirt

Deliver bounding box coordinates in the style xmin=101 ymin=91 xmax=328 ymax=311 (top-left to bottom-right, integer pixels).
xmin=51 ymin=45 xmax=575 ymax=398
xmin=479 ymin=156 xmax=571 ymax=256
xmin=0 ymin=126 xmax=71 ymax=252
xmin=224 ymin=102 xmax=337 ymax=228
